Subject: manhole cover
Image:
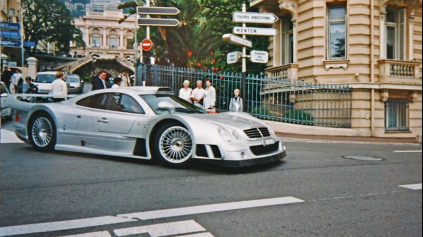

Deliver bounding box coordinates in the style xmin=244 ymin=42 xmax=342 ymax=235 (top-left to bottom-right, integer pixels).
xmin=344 ymin=156 xmax=384 ymax=161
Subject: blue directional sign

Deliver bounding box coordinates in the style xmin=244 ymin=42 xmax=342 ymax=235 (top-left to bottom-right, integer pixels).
xmin=0 ymin=22 xmax=20 ymax=31
xmin=1 ymin=40 xmax=22 ymax=48
xmin=1 ymin=31 xmax=21 ymax=39
xmin=24 ymin=41 xmax=36 ymax=47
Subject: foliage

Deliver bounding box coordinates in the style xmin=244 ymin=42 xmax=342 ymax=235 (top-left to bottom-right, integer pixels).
xmin=22 ymin=0 xmax=85 ymax=54
xmin=284 ymin=110 xmax=314 ymax=124
xmin=129 ymin=0 xmax=269 ymax=74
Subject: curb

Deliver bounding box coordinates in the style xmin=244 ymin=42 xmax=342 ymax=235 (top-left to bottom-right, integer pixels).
xmin=281 ymin=138 xmax=422 ymax=146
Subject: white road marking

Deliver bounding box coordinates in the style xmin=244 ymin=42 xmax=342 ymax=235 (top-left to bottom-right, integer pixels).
xmin=399 ymin=183 xmax=423 ymax=190
xmin=0 ymin=197 xmax=304 ymax=237
xmin=60 ymin=231 xmax=112 ymax=237
xmin=179 ymin=233 xmax=215 ymax=237
xmin=0 ymin=129 xmax=23 ymax=144
xmin=114 ymin=220 xmax=208 ymax=237
xmin=393 ymin=150 xmax=422 ymax=153
xmin=117 ymin=197 xmax=304 ymax=220
xmin=0 ymin=216 xmax=137 ymax=237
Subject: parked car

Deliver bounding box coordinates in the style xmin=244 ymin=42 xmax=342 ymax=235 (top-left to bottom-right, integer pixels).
xmin=6 ymin=87 xmax=287 ymax=168
xmin=68 ymin=74 xmax=84 ymax=94
xmin=34 ymin=71 xmax=69 ymax=94
xmin=1 ymin=81 xmax=11 ymax=119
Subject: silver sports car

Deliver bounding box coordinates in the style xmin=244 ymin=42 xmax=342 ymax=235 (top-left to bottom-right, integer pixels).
xmin=7 ymin=87 xmax=287 ymax=167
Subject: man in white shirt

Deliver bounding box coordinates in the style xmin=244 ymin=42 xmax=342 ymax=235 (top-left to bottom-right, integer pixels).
xmin=50 ymin=72 xmax=68 ymax=102
xmin=191 ymin=80 xmax=205 ymax=108
xmin=10 ymin=69 xmax=23 ymax=94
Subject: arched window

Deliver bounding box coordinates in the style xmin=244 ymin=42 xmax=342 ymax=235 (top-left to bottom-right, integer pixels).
xmin=109 ymin=30 xmax=119 ymax=49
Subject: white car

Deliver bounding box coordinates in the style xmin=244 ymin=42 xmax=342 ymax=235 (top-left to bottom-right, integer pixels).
xmin=1 ymin=81 xmax=11 ymax=119
xmin=35 ymin=72 xmax=70 ymax=94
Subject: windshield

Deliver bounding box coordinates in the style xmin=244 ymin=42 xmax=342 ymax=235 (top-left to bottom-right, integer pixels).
xmin=141 ymin=94 xmax=207 ymax=115
xmin=69 ymin=77 xmax=80 ymax=83
xmin=35 ymin=74 xmax=56 ymax=83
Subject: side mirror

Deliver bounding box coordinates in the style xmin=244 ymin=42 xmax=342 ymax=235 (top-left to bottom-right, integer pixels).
xmin=157 ymin=101 xmax=176 ymax=114
xmin=1 ymin=93 xmax=8 ymax=98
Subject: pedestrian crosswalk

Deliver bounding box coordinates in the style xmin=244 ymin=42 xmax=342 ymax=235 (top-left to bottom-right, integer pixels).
xmin=60 ymin=221 xmax=215 ymax=237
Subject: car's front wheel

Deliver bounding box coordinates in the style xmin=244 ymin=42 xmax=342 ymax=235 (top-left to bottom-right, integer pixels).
xmin=28 ymin=113 xmax=56 ymax=152
xmin=153 ymin=123 xmax=193 ymax=168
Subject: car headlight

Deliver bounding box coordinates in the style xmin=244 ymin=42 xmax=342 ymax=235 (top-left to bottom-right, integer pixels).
xmin=218 ymin=127 xmax=232 ymax=142
xmin=232 ymin=130 xmax=242 ymax=141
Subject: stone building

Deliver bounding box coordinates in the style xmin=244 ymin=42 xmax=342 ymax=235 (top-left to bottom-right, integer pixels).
xmin=253 ymin=0 xmax=422 ymax=138
xmin=72 ymin=9 xmax=136 ymax=59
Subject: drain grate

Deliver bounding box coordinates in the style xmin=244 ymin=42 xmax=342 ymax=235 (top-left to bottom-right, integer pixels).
xmin=344 ymin=156 xmax=384 ymax=161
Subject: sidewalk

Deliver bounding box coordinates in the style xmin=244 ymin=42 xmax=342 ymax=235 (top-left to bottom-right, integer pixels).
xmin=277 ymin=133 xmax=421 ymax=145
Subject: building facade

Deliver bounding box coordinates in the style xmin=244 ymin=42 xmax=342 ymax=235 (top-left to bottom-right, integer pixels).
xmin=72 ymin=10 xmax=136 ymax=59
xmin=253 ymin=0 xmax=422 ymax=138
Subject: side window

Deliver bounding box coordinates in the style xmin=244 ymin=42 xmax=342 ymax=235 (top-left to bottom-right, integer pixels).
xmin=76 ymin=93 xmax=109 ymax=110
xmin=108 ymin=93 xmax=144 ymax=114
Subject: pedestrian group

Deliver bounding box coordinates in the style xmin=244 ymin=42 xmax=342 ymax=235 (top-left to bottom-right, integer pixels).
xmin=179 ymin=79 xmax=243 ymax=112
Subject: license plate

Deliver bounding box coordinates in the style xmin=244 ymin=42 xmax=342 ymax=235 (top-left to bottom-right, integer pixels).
xmin=264 ymin=139 xmax=275 ymax=146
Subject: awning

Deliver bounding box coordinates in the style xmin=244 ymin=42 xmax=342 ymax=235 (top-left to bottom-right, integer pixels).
xmin=250 ymin=0 xmax=267 ymax=7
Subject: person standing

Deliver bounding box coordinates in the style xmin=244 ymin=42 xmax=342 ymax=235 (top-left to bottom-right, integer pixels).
xmin=18 ymin=76 xmax=38 ymax=94
xmin=92 ymin=71 xmax=108 ymax=91
xmin=112 ymin=78 xmax=123 ymax=89
xmin=1 ymin=66 xmax=13 ymax=88
xmin=10 ymin=69 xmax=23 ymax=94
xmin=120 ymin=71 xmax=131 ymax=87
xmin=191 ymin=80 xmax=205 ymax=108
xmin=50 ymin=72 xmax=68 ymax=102
xmin=229 ymin=89 xmax=243 ymax=112
xmin=203 ymin=79 xmax=216 ymax=112
xmin=179 ymin=80 xmax=192 ymax=103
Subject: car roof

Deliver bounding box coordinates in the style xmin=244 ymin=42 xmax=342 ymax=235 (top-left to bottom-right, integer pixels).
xmin=91 ymin=87 xmax=172 ymax=95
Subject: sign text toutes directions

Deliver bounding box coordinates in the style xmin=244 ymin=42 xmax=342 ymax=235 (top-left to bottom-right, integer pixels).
xmin=233 ymin=12 xmax=279 ymax=24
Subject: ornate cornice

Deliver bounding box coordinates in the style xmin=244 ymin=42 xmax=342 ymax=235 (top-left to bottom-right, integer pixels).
xmin=278 ymin=0 xmax=297 ymax=21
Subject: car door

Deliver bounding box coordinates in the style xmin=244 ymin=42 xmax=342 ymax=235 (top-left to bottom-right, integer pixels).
xmin=73 ymin=93 xmax=110 ymax=150
xmin=0 ymin=83 xmax=11 ymax=118
xmin=95 ymin=93 xmax=150 ymax=154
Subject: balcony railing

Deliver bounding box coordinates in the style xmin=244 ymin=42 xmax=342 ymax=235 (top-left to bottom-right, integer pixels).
xmin=378 ymin=60 xmax=422 ymax=84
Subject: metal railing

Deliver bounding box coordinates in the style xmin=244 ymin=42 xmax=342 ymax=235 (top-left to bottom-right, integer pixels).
xmin=143 ymin=65 xmax=352 ymax=128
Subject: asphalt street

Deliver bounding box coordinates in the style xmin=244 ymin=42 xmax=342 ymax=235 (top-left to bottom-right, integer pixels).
xmin=0 ymin=119 xmax=422 ymax=237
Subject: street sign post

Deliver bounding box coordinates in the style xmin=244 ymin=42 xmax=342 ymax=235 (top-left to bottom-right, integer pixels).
xmin=23 ymin=41 xmax=36 ymax=48
xmin=137 ymin=7 xmax=180 ymax=15
xmin=250 ymin=51 xmax=269 ymax=64
xmin=137 ymin=3 xmax=181 ymax=86
xmin=1 ymin=31 xmax=21 ymax=39
xmin=233 ymin=12 xmax=278 ymax=24
xmin=141 ymin=39 xmax=153 ymax=52
xmin=1 ymin=40 xmax=21 ymax=48
xmin=227 ymin=51 xmax=243 ymax=64
xmin=0 ymin=22 xmax=20 ymax=30
xmin=222 ymin=34 xmax=252 ymax=48
xmin=233 ymin=27 xmax=279 ymax=36
xmin=138 ymin=18 xmax=181 ymax=27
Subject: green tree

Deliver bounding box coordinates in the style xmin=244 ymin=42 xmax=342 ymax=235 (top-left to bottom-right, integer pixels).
xmin=22 ymin=0 xmax=85 ymax=54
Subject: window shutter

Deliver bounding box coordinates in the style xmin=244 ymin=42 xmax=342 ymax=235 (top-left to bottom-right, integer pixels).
xmin=398 ymin=8 xmax=407 ymax=60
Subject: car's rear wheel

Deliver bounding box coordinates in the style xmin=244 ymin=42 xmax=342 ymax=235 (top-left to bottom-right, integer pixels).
xmin=29 ymin=113 xmax=56 ymax=152
xmin=153 ymin=123 xmax=193 ymax=168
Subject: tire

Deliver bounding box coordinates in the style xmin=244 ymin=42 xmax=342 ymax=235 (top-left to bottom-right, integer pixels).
xmin=152 ymin=122 xmax=193 ymax=168
xmin=28 ymin=112 xmax=56 ymax=152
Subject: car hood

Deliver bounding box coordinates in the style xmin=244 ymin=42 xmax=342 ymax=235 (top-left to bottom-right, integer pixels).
xmin=188 ymin=113 xmax=266 ymax=130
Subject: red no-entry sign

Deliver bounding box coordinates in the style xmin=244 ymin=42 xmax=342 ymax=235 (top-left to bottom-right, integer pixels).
xmin=141 ymin=39 xmax=153 ymax=51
